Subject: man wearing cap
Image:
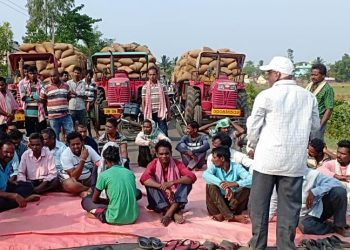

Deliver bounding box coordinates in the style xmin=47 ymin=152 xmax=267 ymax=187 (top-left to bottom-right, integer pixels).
xmin=247 ymin=56 xmax=320 ymax=250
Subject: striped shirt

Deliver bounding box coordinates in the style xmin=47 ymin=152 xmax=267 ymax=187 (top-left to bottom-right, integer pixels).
xmin=142 ymin=84 xmax=167 ymax=113
xmin=98 ymin=132 xmax=127 ymax=154
xmin=40 ymin=82 xmax=70 ymax=119
xmin=67 ymin=80 xmax=86 ymax=110
xmin=84 ymin=80 xmax=96 ymax=103
xmin=25 ymin=85 xmax=39 ymax=117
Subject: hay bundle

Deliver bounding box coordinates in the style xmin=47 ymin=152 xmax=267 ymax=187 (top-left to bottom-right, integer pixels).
xmin=95 ymin=42 xmax=157 ymax=79
xmin=172 ymin=46 xmax=243 ymax=82
xmin=18 ymin=41 xmax=87 ymax=82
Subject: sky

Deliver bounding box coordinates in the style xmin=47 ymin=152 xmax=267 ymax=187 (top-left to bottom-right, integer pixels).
xmin=0 ymin=0 xmax=348 ymax=65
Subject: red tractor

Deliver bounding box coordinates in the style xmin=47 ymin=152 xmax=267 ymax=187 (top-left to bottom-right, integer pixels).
xmin=91 ymin=51 xmax=149 ymax=140
xmin=175 ymin=51 xmax=249 ymax=134
xmin=7 ymin=53 xmax=58 ymax=128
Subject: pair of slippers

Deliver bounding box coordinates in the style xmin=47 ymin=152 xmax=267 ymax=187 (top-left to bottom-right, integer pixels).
xmin=138 ymin=236 xmax=163 ymax=250
xmin=300 ymin=235 xmax=350 ymax=250
xmin=164 ymin=239 xmax=201 ymax=250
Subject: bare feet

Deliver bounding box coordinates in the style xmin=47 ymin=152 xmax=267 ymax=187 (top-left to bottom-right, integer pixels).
xmin=228 ymin=214 xmax=250 ymax=224
xmin=173 ymin=213 xmax=185 ymax=224
xmin=161 ymin=215 xmax=172 ymax=227
xmin=79 ymin=191 xmax=91 ymax=198
xmin=335 ymin=227 xmax=350 ymax=237
xmin=86 ymin=212 xmax=97 ymax=219
xmin=212 ymin=214 xmax=225 ymax=222
xmin=25 ymin=194 xmax=40 ymax=202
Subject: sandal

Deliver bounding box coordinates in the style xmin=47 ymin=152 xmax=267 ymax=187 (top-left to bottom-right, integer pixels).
xmin=164 ymin=239 xmax=181 ymax=250
xmin=149 ymin=237 xmax=164 ymax=250
xmin=177 ymin=239 xmax=200 ymax=250
xmin=199 ymin=240 xmax=217 ymax=250
xmin=218 ymin=240 xmax=240 ymax=250
xmin=138 ymin=236 xmax=152 ymax=250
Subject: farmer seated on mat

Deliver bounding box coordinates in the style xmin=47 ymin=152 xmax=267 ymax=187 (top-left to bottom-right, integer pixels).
xmin=207 ymin=133 xmax=253 ymax=171
xmin=140 ymin=140 xmax=197 ymax=227
xmin=81 ymin=146 xmax=139 ymax=224
xmin=176 ymin=121 xmax=210 ymax=170
xmin=17 ymin=133 xmax=61 ymax=194
xmin=135 ymin=119 xmax=170 ymax=168
xmin=307 ymin=138 xmax=334 ymax=169
xmin=203 ymin=147 xmax=252 ymax=223
xmin=0 ymin=140 xmax=40 ymax=212
xmin=269 ymin=168 xmax=350 ymax=237
xmin=60 ymin=131 xmax=101 ymax=196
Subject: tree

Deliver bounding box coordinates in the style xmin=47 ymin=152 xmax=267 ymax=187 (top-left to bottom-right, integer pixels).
xmin=243 ymin=60 xmax=257 ymax=77
xmin=329 ymin=54 xmax=350 ymax=82
xmin=312 ymin=57 xmax=325 ymax=65
xmin=55 ymin=4 xmax=103 ymax=57
xmin=287 ymin=48 xmax=294 ymax=63
xmin=0 ymin=22 xmax=13 ymax=76
xmin=24 ymin=0 xmax=74 ymax=42
xmin=157 ymin=55 xmax=177 ymax=79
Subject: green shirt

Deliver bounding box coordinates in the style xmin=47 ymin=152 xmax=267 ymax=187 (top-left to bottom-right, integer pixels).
xmin=96 ymin=165 xmax=139 ymax=224
xmin=314 ymin=82 xmax=334 ymax=117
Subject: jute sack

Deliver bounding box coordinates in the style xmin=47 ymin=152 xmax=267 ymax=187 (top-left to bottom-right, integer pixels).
xmin=19 ymin=43 xmax=35 ymax=52
xmin=60 ymin=55 xmax=79 ymax=68
xmin=61 ymin=48 xmax=74 ymax=58
xmin=54 ymin=43 xmax=68 ymax=51
xmin=118 ymin=58 xmax=134 ymax=66
xmin=35 ymin=44 xmax=46 ymax=53
xmin=42 ymin=42 xmax=54 ymax=54
xmin=228 ymin=61 xmax=238 ymax=70
xmin=54 ymin=50 xmax=63 ymax=59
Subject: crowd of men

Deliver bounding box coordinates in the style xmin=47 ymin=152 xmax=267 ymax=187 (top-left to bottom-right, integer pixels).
xmin=0 ymin=57 xmax=349 ymax=250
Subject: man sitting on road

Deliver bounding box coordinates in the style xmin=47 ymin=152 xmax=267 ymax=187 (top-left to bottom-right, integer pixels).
xmin=140 ymin=140 xmax=197 ymax=227
xmin=81 ymin=146 xmax=140 ymax=225
xmin=176 ymin=121 xmax=210 ymax=170
xmin=0 ymin=140 xmax=39 ymax=212
xmin=203 ymin=147 xmax=251 ymax=223
xmin=17 ymin=133 xmax=60 ymax=194
xmin=307 ymin=138 xmax=335 ymax=169
xmin=318 ymin=140 xmax=350 ymax=215
xmin=8 ymin=129 xmax=27 ymax=161
xmin=270 ymin=168 xmax=350 ymax=237
xmin=41 ymin=128 xmax=67 ymax=181
xmin=207 ymin=133 xmax=253 ymax=171
xmin=135 ymin=119 xmax=170 ymax=168
xmin=60 ymin=132 xmax=101 ymax=196
xmin=77 ymin=124 xmax=99 ymax=154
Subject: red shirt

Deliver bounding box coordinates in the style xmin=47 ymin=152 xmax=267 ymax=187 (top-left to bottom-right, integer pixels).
xmin=140 ymin=158 xmax=197 ymax=184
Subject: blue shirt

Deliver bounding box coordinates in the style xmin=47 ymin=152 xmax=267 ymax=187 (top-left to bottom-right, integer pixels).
xmin=48 ymin=141 xmax=67 ymax=173
xmin=203 ymin=160 xmax=252 ymax=195
xmin=0 ymin=160 xmax=14 ymax=191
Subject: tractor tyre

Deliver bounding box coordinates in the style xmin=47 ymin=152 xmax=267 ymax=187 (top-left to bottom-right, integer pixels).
xmin=117 ymin=116 xmax=142 ymax=141
xmin=237 ymin=89 xmax=250 ymax=126
xmin=194 ymin=105 xmax=202 ymax=126
xmin=95 ymin=88 xmax=106 ymax=130
xmin=184 ymin=86 xmax=200 ymax=123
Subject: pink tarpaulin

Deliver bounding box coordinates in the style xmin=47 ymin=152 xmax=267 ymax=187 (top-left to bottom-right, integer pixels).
xmin=0 ymin=167 xmax=349 ymax=250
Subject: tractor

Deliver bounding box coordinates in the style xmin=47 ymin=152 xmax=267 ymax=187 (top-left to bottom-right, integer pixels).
xmin=91 ymin=51 xmax=149 ymax=140
xmin=175 ymin=51 xmax=249 ymax=135
xmin=7 ymin=53 xmax=58 ymax=128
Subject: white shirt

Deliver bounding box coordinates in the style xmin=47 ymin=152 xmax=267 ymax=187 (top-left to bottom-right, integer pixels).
xmin=247 ymin=79 xmax=320 ymax=177
xmin=207 ymin=148 xmax=254 ymax=173
xmin=60 ymin=145 xmax=101 ymax=180
xmin=67 ymin=79 xmax=86 ymax=110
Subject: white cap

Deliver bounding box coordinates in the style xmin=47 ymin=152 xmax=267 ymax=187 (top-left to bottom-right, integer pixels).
xmin=259 ymin=56 xmax=294 ymax=75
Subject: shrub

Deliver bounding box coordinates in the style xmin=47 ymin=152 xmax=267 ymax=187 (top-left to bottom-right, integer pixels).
xmin=326 ymin=100 xmax=350 ymax=140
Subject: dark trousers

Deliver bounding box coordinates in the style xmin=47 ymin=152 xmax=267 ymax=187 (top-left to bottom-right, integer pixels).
xmin=146 ymin=184 xmax=192 ymax=213
xmin=70 ymin=109 xmax=87 ymax=127
xmin=30 ymin=177 xmax=61 ymax=194
xmin=81 ymin=189 xmax=143 ymax=222
xmin=206 ymin=184 xmax=250 ymax=220
xmin=0 ymin=182 xmax=33 ymax=212
xmin=249 ymin=171 xmax=303 ymax=250
xmin=25 ymin=116 xmax=47 ymax=137
xmin=152 ymin=112 xmax=168 ymax=136
xmin=138 ymin=146 xmax=155 ymax=168
xmin=299 ymin=186 xmax=347 ymax=235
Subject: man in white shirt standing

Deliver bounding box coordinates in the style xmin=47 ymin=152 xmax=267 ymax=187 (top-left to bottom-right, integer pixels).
xmin=247 ymin=57 xmax=320 ymax=250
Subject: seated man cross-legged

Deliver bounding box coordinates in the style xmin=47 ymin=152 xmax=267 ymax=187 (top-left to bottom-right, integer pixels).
xmin=203 ymin=147 xmax=252 ymax=223
xmin=81 ymin=146 xmax=140 ymax=224
xmin=0 ymin=140 xmax=39 ymax=212
xmin=140 ymin=140 xmax=197 ymax=227
xmin=176 ymin=121 xmax=210 ymax=170
xmin=17 ymin=133 xmax=60 ymax=194
xmin=60 ymin=132 xmax=101 ymax=196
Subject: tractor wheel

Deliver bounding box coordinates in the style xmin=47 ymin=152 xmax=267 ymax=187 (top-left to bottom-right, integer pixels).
xmin=194 ymin=105 xmax=202 ymax=126
xmin=95 ymin=88 xmax=106 ymax=130
xmin=184 ymin=86 xmax=200 ymax=123
xmin=237 ymin=89 xmax=250 ymax=125
xmin=117 ymin=116 xmax=142 ymax=141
